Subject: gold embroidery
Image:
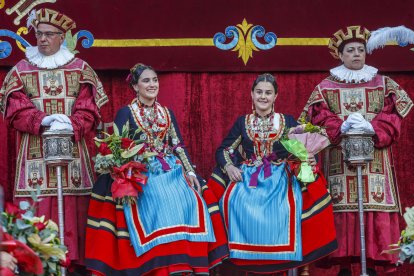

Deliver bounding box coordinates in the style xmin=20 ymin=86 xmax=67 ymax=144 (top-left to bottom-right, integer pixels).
xmin=27 ymin=135 xmax=42 ymax=160
xmin=66 ymin=72 xmax=80 ymax=96
xmin=300 ymin=87 xmax=325 ymax=120
xmin=21 ymin=73 xmax=39 ymax=97
xmin=323 ymin=89 xmax=341 ymax=114
xmin=11 ymin=62 xmax=101 ymax=198
xmin=367 ymin=88 xmax=384 ymax=113
xmin=329 ymin=147 xmax=343 ymax=175
xmin=370 ymin=149 xmax=384 ymax=174
xmin=47 ymin=166 xmax=68 ymax=188
xmin=166 ymin=109 xmax=195 ymax=173
xmin=5 ymin=75 xmax=19 ymax=92
xmin=81 ymin=65 xmax=97 ymax=86
xmin=245 ymin=113 xmax=285 ymax=158
xmin=224 ymin=135 xmax=242 ymax=167
xmin=44 ymin=99 xmax=64 ymax=114
xmin=80 ymin=63 xmax=108 ymax=108
xmin=72 ymin=142 xmax=80 ymax=158
xmin=384 ymin=77 xmax=413 ymax=118
xmin=347 ymin=176 xmax=368 ymax=204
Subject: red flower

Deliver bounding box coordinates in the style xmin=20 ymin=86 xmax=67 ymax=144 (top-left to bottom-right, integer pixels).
xmin=121 ymin=138 xmax=135 ymax=149
xmin=60 ymin=254 xmax=71 ymax=268
xmin=111 ymin=178 xmax=140 ymax=199
xmin=2 ymin=233 xmax=44 ymax=274
xmin=98 ymin=143 xmax=112 ymax=156
xmin=111 ymin=161 xmax=148 ymax=200
xmin=34 ymin=222 xmax=46 ymax=231
xmin=0 ymin=267 xmax=15 ymax=276
xmin=5 ymin=202 xmax=22 ymax=218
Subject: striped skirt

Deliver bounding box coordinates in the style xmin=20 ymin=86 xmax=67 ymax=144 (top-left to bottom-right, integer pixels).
xmin=86 ymin=156 xmax=229 ymax=275
xmin=208 ymin=162 xmax=337 ymax=273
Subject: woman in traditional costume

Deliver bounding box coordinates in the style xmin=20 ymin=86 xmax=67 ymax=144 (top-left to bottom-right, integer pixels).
xmin=85 ymin=63 xmax=228 ymax=275
xmin=207 ymin=73 xmax=337 ymax=274
xmin=301 ymin=26 xmax=413 ymax=276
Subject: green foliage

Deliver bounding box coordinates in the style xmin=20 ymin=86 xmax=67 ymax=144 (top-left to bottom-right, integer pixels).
xmin=65 ymin=30 xmax=79 ymax=55
xmin=94 ymin=122 xmax=148 ymax=174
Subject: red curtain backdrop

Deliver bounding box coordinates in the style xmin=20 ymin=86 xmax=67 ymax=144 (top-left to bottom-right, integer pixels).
xmin=1 ymin=68 xmax=413 ymax=275
xmin=1 ymin=0 xmax=414 ymax=71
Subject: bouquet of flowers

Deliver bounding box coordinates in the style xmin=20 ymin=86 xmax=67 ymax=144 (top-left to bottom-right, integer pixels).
xmin=1 ymin=190 xmax=68 ymax=275
xmin=281 ymin=121 xmax=330 ymax=183
xmin=94 ymin=121 xmax=152 ymax=204
xmin=382 ymin=206 xmax=414 ymax=265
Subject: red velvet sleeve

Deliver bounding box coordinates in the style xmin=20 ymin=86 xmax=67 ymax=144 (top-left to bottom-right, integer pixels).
xmin=308 ymin=101 xmax=343 ymax=145
xmin=4 ymin=91 xmax=46 ymax=135
xmin=371 ymin=94 xmax=402 ymax=148
xmin=70 ymin=83 xmax=100 ymax=142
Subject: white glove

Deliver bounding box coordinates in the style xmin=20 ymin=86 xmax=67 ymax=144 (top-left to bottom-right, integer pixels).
xmin=350 ymin=120 xmax=375 ymax=133
xmin=340 ymin=113 xmax=365 ymax=133
xmin=340 ymin=120 xmax=352 ymax=133
xmin=41 ymin=114 xmax=71 ymax=126
xmin=41 ymin=115 xmax=54 ymax=126
xmin=50 ymin=121 xmax=73 ymax=131
xmin=347 ymin=113 xmax=365 ymax=124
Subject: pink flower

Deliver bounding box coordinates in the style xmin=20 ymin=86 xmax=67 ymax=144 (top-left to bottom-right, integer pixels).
xmin=98 ymin=143 xmax=112 ymax=156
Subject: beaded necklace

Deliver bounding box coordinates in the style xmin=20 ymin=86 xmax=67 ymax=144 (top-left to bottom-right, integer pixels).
xmin=130 ymin=99 xmax=170 ymax=152
xmin=251 ymin=111 xmax=275 ymax=139
xmin=246 ymin=111 xmax=284 ymax=158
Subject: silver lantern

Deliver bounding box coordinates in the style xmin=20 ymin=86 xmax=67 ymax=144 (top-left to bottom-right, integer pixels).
xmin=341 ymin=129 xmax=375 ymax=276
xmin=43 ymin=130 xmax=74 ymax=166
xmin=341 ymin=130 xmax=374 ymax=165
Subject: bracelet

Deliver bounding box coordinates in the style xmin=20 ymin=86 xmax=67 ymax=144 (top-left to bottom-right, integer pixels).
xmin=187 ymin=171 xmax=196 ymax=178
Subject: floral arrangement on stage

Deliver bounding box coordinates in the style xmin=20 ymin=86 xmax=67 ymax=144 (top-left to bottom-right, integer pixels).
xmin=94 ymin=122 xmax=151 ymax=204
xmin=1 ymin=191 xmax=68 ymax=276
xmin=383 ymin=206 xmax=414 ymax=265
xmin=281 ymin=120 xmax=330 ymax=183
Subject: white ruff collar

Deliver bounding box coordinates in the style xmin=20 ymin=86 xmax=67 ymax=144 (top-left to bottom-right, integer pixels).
xmin=25 ymin=46 xmax=74 ymax=69
xmin=330 ymin=64 xmax=378 ymax=84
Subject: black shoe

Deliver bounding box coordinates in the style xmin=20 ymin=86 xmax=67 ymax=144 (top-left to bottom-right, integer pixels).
xmin=367 ymin=268 xmax=377 ymax=276
xmin=338 ymin=268 xmax=352 ymax=276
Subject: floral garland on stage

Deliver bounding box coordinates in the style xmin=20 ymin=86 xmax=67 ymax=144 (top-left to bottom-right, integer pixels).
xmin=383 ymin=206 xmax=414 ymax=265
xmin=1 ymin=190 xmax=69 ymax=276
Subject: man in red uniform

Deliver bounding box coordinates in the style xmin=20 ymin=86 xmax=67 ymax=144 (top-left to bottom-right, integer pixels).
xmin=0 ymin=8 xmax=108 ymax=266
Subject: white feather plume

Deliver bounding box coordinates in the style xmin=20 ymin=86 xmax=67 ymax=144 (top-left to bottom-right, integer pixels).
xmin=366 ymin=25 xmax=414 ymax=53
xmin=26 ymin=9 xmax=37 ymax=30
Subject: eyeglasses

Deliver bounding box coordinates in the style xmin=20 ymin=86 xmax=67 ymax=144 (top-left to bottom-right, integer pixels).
xmin=35 ymin=31 xmax=63 ymax=38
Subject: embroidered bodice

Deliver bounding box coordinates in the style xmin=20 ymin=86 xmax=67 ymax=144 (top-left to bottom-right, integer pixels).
xmin=216 ymin=113 xmax=298 ymax=169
